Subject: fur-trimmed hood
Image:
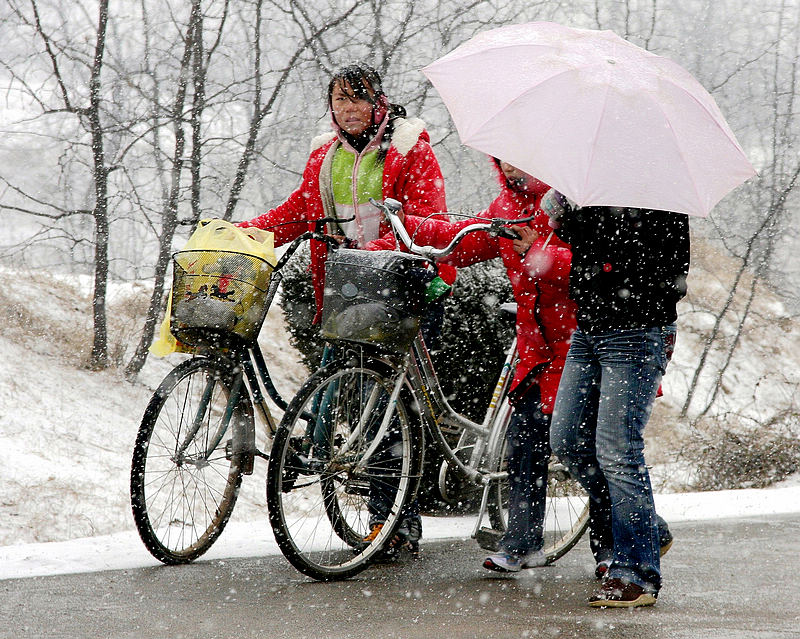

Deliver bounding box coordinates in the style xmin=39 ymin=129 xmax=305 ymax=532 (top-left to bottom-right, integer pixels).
xmin=239 ymin=112 xmax=447 ymax=326
xmin=310 ymin=116 xmax=428 ymax=157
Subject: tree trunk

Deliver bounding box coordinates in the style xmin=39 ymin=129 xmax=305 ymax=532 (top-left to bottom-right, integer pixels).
xmin=87 ymin=0 xmax=110 ymax=371
xmin=124 ymin=0 xmax=201 ymax=379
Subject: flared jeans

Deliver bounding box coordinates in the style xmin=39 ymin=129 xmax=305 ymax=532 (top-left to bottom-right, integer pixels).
xmin=550 ymin=325 xmax=676 ymax=592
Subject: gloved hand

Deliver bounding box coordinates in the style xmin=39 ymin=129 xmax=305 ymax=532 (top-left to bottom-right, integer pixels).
xmin=541 ymin=189 xmax=573 ymax=228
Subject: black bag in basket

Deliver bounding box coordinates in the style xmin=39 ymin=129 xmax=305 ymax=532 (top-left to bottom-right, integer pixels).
xmin=321 ymin=249 xmax=428 ymax=352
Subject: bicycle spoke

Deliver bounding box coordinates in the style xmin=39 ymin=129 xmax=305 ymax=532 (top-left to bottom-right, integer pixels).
xmin=131 ymin=358 xmax=247 ymax=564
xmin=267 ymin=357 xmax=422 ymax=580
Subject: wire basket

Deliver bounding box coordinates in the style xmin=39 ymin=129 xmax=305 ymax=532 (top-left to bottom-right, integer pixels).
xmin=321 ymin=249 xmax=428 ymax=353
xmin=170 ymin=249 xmax=275 ymax=349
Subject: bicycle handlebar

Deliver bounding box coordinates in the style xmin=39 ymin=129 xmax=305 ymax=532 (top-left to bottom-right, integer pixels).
xmin=267 ymin=216 xmax=355 ymax=273
xmin=368 ymin=198 xmax=535 ymax=260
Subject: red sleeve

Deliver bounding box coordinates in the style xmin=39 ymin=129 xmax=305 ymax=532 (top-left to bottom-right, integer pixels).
xmin=390 ymin=139 xmax=448 ymax=219
xmin=236 ymin=149 xmax=326 ymax=245
xmin=391 ymin=209 xmax=500 ymax=268
xmin=365 ymin=231 xmax=399 ymax=252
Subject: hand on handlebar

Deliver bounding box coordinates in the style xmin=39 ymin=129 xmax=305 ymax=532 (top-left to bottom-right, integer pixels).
xmin=330 ymin=234 xmax=358 ymax=248
xmin=370 ymin=197 xmax=542 ymax=260
xmin=510 ymin=224 xmax=538 ymax=256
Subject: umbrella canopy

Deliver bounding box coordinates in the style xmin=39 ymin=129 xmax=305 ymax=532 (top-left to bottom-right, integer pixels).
xmin=422 ymin=22 xmax=756 ymax=217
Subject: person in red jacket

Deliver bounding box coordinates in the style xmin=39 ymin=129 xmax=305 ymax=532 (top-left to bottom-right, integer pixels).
xmin=238 ymin=63 xmax=452 ymax=554
xmin=371 ymin=158 xmax=608 ymax=571
xmin=237 ymin=63 xmax=454 ymax=324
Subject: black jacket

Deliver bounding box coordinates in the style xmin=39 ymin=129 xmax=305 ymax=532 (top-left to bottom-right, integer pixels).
xmin=553 ymin=206 xmax=690 ymax=333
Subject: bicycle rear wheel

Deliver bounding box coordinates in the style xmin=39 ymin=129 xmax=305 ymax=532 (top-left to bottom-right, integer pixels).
xmin=267 ymin=355 xmax=423 ymax=581
xmin=486 ymin=419 xmax=590 ymax=563
xmin=131 ymin=356 xmax=251 ymax=564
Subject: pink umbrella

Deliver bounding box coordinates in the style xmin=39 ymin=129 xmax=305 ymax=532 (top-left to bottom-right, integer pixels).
xmin=422 ymin=22 xmax=756 ymax=217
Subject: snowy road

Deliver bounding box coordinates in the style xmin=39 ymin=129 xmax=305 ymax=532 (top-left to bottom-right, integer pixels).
xmin=3 ymin=513 xmax=799 ymax=639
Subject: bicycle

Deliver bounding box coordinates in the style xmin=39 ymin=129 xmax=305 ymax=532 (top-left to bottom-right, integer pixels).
xmin=266 ymin=198 xmax=590 ymax=581
xmin=130 ymin=217 xmax=349 ymax=564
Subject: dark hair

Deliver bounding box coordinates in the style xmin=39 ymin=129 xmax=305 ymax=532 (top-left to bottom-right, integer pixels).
xmin=327 ymin=63 xmax=385 ymax=107
xmin=327 ymin=63 xmax=407 ymax=157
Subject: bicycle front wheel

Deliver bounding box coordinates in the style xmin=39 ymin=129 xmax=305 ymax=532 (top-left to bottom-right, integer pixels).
xmin=486 ymin=424 xmax=590 ymax=563
xmin=267 ymin=355 xmax=423 ymax=581
xmin=131 ymin=356 xmax=251 ymax=564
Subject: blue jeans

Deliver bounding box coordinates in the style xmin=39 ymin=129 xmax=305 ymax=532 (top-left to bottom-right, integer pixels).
xmin=550 ymin=325 xmax=676 ymax=592
xmin=501 ymin=385 xmax=614 ymax=561
xmin=499 ymin=386 xmax=550 ymax=556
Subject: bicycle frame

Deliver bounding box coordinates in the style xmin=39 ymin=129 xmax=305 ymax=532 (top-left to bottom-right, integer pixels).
xmin=346 ymin=320 xmax=517 ymax=490
xmin=328 ymin=319 xmax=518 ymax=544
xmin=180 ymin=272 xmax=284 ymax=475
xmin=406 ymin=331 xmax=516 ymax=486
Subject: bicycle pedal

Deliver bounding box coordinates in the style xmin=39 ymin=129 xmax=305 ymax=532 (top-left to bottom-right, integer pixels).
xmin=226 ymin=439 xmax=255 ymax=475
xmin=475 ymin=527 xmax=503 ymax=552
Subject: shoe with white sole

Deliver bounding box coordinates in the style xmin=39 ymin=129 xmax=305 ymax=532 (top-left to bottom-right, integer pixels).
xmin=589 ymin=578 xmax=658 ymax=608
xmin=483 ymin=549 xmax=546 ymax=573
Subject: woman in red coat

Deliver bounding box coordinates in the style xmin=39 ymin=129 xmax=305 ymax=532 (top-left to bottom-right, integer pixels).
xmin=372 ymin=158 xmax=610 ymax=571
xmin=239 ymin=63 xmax=453 ymax=553
xmin=238 ymin=63 xmax=454 ymax=323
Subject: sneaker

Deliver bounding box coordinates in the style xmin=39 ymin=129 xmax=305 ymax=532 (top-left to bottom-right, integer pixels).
xmin=521 ymin=550 xmax=548 ymax=568
xmin=589 ymin=578 xmax=658 ymax=608
xmin=483 ymin=549 xmax=546 ymax=573
xmin=594 ymin=559 xmax=612 ymax=580
xmin=657 ymin=515 xmax=673 ymax=557
xmin=390 ymin=518 xmax=422 ymax=557
xmin=395 ymin=517 xmax=422 ymax=543
xmin=660 ymin=529 xmax=673 ymax=557
xmin=483 ymin=552 xmax=524 ymax=573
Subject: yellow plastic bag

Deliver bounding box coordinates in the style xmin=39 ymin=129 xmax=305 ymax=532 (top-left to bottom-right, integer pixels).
xmin=150 ymin=219 xmax=277 ymax=356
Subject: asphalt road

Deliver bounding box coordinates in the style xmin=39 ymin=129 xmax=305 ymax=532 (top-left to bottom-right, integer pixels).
xmin=3 ymin=514 xmax=799 ymax=639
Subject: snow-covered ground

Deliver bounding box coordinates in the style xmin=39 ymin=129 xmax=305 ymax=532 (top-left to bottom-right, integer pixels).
xmin=0 ymin=267 xmax=308 ymax=549
xmin=1 ymin=262 xmax=799 ymax=583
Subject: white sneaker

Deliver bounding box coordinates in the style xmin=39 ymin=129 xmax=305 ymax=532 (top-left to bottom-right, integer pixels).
xmin=483 ymin=549 xmax=547 ymax=573
xmin=483 ymin=552 xmax=524 ymax=572
xmin=521 ymin=549 xmax=547 ymax=568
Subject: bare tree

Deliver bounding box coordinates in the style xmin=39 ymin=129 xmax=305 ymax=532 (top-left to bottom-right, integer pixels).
xmin=122 ymin=0 xmax=202 ymax=378
xmin=2 ymin=0 xmax=113 ymax=369
xmin=680 ymin=1 xmax=800 ymax=419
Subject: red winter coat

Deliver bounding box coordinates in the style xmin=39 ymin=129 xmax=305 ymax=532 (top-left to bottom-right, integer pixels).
xmin=238 ymin=116 xmax=453 ymax=322
xmin=371 ymin=165 xmax=576 ymax=413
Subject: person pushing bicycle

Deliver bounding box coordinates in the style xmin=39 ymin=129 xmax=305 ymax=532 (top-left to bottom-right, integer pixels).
xmin=237 ymin=63 xmax=454 ymax=555
xmin=368 ymin=157 xmax=615 ymax=571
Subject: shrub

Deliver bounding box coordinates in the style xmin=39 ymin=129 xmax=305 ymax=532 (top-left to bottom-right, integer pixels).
xmin=436 ymin=261 xmax=515 ymax=421
xmin=278 ymin=245 xmax=326 ymax=370
xmin=686 ymin=413 xmax=800 ymax=490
